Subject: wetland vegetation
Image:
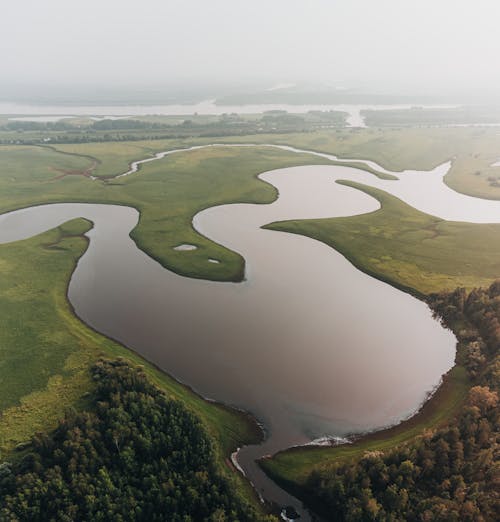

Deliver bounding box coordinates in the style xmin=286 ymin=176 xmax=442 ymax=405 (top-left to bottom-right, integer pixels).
xmin=0 ymin=144 xmax=331 ymax=281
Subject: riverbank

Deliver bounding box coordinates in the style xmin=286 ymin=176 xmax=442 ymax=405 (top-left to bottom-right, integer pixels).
xmin=0 ymin=157 xmax=460 ymax=517
xmin=257 ymin=180 xmax=500 ymax=516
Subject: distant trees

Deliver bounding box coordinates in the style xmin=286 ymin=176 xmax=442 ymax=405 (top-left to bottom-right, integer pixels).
xmin=0 ymin=359 xmax=271 ymax=521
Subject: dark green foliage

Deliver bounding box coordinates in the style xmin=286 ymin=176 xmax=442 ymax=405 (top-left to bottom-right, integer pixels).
xmin=303 ymin=282 xmax=500 ymax=521
xmin=0 ymin=360 xmax=264 ymax=521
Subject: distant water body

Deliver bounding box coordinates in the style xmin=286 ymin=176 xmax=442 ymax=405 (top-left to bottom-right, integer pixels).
xmin=0 ymin=100 xmax=456 ymax=127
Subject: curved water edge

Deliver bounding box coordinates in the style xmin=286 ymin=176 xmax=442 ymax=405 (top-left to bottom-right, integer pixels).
xmin=4 ymin=145 xmax=500 ymax=518
xmin=114 ymin=142 xmax=399 ymax=180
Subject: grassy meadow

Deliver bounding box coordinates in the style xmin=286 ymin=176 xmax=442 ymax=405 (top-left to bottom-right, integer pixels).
xmin=212 ymin=127 xmax=500 ymax=200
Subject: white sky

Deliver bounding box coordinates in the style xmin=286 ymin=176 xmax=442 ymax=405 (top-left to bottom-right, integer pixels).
xmin=2 ymin=0 xmax=500 ymax=94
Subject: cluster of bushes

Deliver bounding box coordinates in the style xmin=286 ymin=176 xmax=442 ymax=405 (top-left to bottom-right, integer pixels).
xmin=0 ymin=359 xmax=271 ymax=521
xmin=303 ymin=282 xmax=500 ymax=521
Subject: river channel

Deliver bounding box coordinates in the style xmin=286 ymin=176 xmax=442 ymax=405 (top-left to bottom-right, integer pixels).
xmin=3 ymin=145 xmax=499 ymax=518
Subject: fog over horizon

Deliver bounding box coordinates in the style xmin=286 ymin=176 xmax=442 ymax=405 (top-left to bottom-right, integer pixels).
xmin=2 ymin=0 xmax=500 ymax=102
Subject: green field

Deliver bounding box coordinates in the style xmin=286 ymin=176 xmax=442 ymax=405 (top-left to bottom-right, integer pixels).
xmin=0 ymin=219 xmax=263 ymax=506
xmin=266 ymin=181 xmax=500 ymax=295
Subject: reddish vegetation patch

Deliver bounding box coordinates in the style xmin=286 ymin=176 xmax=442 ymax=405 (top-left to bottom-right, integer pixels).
xmin=48 ymin=160 xmax=98 ymax=180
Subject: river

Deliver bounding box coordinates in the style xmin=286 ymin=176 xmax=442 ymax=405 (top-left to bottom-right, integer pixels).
xmin=3 ymin=144 xmax=499 ymax=518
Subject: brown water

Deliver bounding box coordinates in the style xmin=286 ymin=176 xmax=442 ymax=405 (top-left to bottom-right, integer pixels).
xmin=3 ymin=155 xmax=487 ymax=518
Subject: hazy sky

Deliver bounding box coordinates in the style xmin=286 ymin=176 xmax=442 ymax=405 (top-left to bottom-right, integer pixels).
xmin=2 ymin=0 xmax=500 ymax=94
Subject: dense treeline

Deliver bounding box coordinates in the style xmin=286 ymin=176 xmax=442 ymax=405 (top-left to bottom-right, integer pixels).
xmin=0 ymin=359 xmax=272 ymax=521
xmin=0 ymin=128 xmax=303 ymax=146
xmin=5 ymin=120 xmax=181 ymax=131
xmin=0 ymin=111 xmax=346 ymax=145
xmin=304 ymin=282 xmax=500 ymax=521
xmin=4 ymin=121 xmax=76 ymax=131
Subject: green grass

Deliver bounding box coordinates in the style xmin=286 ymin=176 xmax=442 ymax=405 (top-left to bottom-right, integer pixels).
xmin=362 ymin=106 xmax=500 ymax=127
xmin=55 ymin=138 xmax=396 ymax=180
xmin=266 ymin=180 xmax=500 ymax=295
xmin=6 ymin=125 xmax=500 ymax=198
xmin=0 ymin=219 xmax=263 ymax=506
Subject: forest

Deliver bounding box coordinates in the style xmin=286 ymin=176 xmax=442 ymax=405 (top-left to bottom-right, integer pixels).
xmin=0 ymin=359 xmax=273 ymax=522
xmin=300 ymin=282 xmax=500 ymax=521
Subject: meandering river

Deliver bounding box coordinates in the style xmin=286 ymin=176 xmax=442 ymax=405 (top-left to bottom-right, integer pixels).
xmin=3 ymin=145 xmax=500 ymax=518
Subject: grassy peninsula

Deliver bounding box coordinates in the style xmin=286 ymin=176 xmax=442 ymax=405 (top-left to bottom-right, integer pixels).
xmin=265 ymin=181 xmax=500 ymax=295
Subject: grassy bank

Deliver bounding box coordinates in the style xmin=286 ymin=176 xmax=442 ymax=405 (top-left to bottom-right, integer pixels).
xmin=0 ymin=220 xmax=263 ymax=507
xmin=266 ymin=181 xmax=500 ymax=295
xmin=362 ymin=106 xmax=500 ymax=127
xmin=238 ymin=127 xmax=500 ymax=200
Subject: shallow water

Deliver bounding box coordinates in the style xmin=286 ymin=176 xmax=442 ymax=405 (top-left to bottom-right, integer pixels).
xmin=4 ymin=147 xmax=498 ymax=517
